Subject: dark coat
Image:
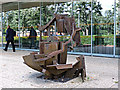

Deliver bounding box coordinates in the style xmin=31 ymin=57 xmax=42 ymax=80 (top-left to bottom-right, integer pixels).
xmin=29 ymin=28 xmax=37 ymax=40
xmin=6 ymin=28 xmax=15 ymax=41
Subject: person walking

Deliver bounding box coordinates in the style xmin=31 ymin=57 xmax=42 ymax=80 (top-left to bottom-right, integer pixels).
xmin=3 ymin=25 xmax=16 ymax=52
xmin=29 ymin=26 xmax=37 ymax=49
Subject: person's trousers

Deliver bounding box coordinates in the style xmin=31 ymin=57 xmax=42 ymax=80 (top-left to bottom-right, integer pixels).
xmin=30 ymin=39 xmax=36 ymax=49
xmin=5 ymin=40 xmax=15 ymax=52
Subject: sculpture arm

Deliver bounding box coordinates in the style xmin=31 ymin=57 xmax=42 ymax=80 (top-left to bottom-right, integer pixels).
xmin=34 ymin=28 xmax=81 ymax=62
xmin=39 ymin=17 xmax=56 ymax=31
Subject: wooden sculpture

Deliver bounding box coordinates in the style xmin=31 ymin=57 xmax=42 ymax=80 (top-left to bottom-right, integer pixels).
xmin=23 ymin=14 xmax=86 ymax=82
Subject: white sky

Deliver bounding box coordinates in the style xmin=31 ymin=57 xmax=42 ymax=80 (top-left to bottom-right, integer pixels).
xmin=98 ymin=0 xmax=119 ymax=15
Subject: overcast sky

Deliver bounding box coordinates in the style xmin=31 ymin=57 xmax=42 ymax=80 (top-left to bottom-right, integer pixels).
xmin=98 ymin=0 xmax=118 ymax=15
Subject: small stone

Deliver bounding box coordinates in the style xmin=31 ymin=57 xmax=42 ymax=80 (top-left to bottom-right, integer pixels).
xmin=71 ymin=81 xmax=74 ymax=83
xmin=31 ymin=84 xmax=33 ymax=86
xmin=3 ymin=64 xmax=6 ymax=66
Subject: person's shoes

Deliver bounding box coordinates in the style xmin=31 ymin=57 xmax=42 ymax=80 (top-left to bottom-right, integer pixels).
xmin=13 ymin=51 xmax=15 ymax=52
xmin=3 ymin=49 xmax=7 ymax=51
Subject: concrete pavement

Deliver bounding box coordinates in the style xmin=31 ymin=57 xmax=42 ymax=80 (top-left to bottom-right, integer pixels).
xmin=0 ymin=49 xmax=119 ymax=88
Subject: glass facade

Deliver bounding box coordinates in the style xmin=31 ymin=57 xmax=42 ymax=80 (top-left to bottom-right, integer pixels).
xmin=0 ymin=0 xmax=119 ymax=57
xmin=72 ymin=1 xmax=92 ymax=53
xmin=116 ymin=0 xmax=120 ymax=55
xmin=92 ymin=0 xmax=114 ymax=55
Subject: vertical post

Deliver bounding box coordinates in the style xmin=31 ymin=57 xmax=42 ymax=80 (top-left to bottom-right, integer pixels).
xmin=54 ymin=21 xmax=57 ymax=36
xmin=1 ymin=4 xmax=3 ymax=47
xmin=113 ymin=0 xmax=116 ymax=57
xmin=18 ymin=2 xmax=20 ymax=48
xmin=6 ymin=12 xmax=8 ymax=26
xmin=1 ymin=13 xmax=3 ymax=47
xmin=39 ymin=2 xmax=42 ymax=42
xmin=91 ymin=0 xmax=93 ymax=55
xmin=71 ymin=0 xmax=73 ymax=17
xmin=78 ymin=11 xmax=80 ymax=27
xmin=39 ymin=2 xmax=41 ymax=26
xmin=54 ymin=2 xmax=57 ymax=14
xmin=40 ymin=31 xmax=42 ymax=41
xmin=54 ymin=2 xmax=57 ymax=36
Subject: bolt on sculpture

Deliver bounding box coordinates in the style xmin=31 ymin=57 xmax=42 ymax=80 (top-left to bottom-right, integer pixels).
xmin=23 ymin=14 xmax=86 ymax=82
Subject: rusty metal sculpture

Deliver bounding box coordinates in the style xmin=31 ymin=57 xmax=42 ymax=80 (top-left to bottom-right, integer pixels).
xmin=23 ymin=14 xmax=86 ymax=82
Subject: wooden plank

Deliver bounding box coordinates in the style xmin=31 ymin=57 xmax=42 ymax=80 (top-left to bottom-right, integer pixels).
xmin=39 ymin=42 xmax=44 ymax=54
xmin=38 ymin=42 xmax=59 ymax=65
xmin=23 ymin=54 xmax=43 ymax=72
xmin=56 ymin=64 xmax=72 ymax=69
xmin=44 ymin=42 xmax=58 ymax=54
xmin=34 ymin=54 xmax=46 ymax=59
xmin=47 ymin=68 xmax=67 ymax=75
xmin=64 ymin=68 xmax=76 ymax=78
xmin=56 ymin=19 xmax=64 ymax=33
xmin=39 ymin=17 xmax=56 ymax=31
xmin=46 ymin=65 xmax=57 ymax=68
xmin=64 ymin=56 xmax=83 ymax=78
xmin=46 ymin=64 xmax=72 ymax=70
xmin=59 ymin=43 xmax=67 ymax=64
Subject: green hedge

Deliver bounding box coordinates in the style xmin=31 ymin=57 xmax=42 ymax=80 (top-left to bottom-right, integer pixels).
xmin=0 ymin=35 xmax=114 ymax=46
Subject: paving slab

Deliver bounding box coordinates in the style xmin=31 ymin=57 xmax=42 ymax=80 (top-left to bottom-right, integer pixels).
xmin=0 ymin=49 xmax=119 ymax=88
